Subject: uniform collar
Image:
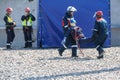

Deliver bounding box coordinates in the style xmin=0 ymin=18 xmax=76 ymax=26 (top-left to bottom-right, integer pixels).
xmin=96 ymin=18 xmax=103 ymax=22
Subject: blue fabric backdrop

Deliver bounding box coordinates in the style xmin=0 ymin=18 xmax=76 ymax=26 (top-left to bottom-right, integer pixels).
xmin=37 ymin=0 xmax=111 ymax=48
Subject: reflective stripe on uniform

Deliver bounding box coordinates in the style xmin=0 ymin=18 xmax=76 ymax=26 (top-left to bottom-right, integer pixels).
xmin=61 ymin=42 xmax=67 ymax=48
xmin=28 ymin=40 xmax=32 ymax=42
xmin=64 ymin=25 xmax=68 ymax=28
xmin=6 ymin=43 xmax=10 ymax=45
xmin=92 ymin=29 xmax=98 ymax=31
xmin=71 ymin=45 xmax=77 ymax=47
xmin=96 ymin=45 xmax=100 ymax=49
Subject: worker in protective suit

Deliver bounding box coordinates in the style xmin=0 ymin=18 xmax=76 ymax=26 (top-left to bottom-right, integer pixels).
xmin=21 ymin=7 xmax=36 ymax=48
xmin=3 ymin=7 xmax=16 ymax=49
xmin=79 ymin=11 xmax=108 ymax=59
xmin=58 ymin=6 xmax=84 ymax=57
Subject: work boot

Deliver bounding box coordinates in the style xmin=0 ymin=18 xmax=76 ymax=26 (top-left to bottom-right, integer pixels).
xmin=28 ymin=42 xmax=32 ymax=48
xmin=6 ymin=45 xmax=12 ymax=49
xmin=58 ymin=47 xmax=65 ymax=56
xmin=71 ymin=47 xmax=78 ymax=57
xmin=96 ymin=45 xmax=104 ymax=59
xmin=97 ymin=51 xmax=104 ymax=59
xmin=24 ymin=42 xmax=28 ymax=48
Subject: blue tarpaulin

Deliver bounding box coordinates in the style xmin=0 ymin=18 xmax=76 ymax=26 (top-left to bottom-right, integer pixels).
xmin=37 ymin=0 xmax=111 ymax=48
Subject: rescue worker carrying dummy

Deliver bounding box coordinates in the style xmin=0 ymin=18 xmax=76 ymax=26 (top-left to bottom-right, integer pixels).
xmin=58 ymin=6 xmax=85 ymax=57
xmin=21 ymin=7 xmax=36 ymax=48
xmin=4 ymin=7 xmax=16 ymax=49
xmin=79 ymin=11 xmax=108 ymax=59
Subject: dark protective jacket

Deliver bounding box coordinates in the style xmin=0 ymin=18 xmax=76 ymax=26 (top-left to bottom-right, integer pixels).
xmin=93 ymin=18 xmax=108 ymax=45
xmin=79 ymin=18 xmax=108 ymax=46
xmin=62 ymin=12 xmax=73 ymax=34
xmin=4 ymin=14 xmax=14 ymax=27
xmin=93 ymin=18 xmax=108 ymax=37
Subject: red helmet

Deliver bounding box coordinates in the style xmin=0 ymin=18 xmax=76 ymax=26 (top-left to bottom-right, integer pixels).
xmin=25 ymin=7 xmax=30 ymax=12
xmin=6 ymin=7 xmax=13 ymax=13
xmin=96 ymin=11 xmax=103 ymax=17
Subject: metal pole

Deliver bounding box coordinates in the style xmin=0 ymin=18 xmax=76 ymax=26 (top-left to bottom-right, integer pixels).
xmin=37 ymin=0 xmax=42 ymax=48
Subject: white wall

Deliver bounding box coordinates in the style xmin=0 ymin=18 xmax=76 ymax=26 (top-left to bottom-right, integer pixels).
xmin=111 ymin=0 xmax=120 ymax=27
xmin=0 ymin=0 xmax=38 ymax=28
xmin=0 ymin=0 xmax=38 ymax=47
xmin=0 ymin=29 xmax=37 ymax=47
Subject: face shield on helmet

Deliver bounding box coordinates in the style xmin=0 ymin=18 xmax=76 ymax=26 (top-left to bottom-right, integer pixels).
xmin=93 ymin=11 xmax=103 ymax=18
xmin=67 ymin=6 xmax=77 ymax=12
xmin=67 ymin=6 xmax=77 ymax=17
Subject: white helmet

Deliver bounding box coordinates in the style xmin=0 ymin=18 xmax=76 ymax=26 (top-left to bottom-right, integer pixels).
xmin=67 ymin=6 xmax=77 ymax=12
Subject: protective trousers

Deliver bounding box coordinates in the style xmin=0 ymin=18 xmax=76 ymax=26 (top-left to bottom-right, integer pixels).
xmin=95 ymin=35 xmax=108 ymax=54
xmin=6 ymin=28 xmax=15 ymax=49
xmin=59 ymin=34 xmax=77 ymax=57
xmin=79 ymin=34 xmax=107 ymax=57
xmin=23 ymin=26 xmax=32 ymax=48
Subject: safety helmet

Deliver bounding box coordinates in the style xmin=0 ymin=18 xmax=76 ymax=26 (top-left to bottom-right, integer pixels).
xmin=25 ymin=7 xmax=30 ymax=12
xmin=6 ymin=7 xmax=13 ymax=13
xmin=96 ymin=11 xmax=103 ymax=16
xmin=67 ymin=6 xmax=77 ymax=12
xmin=93 ymin=11 xmax=103 ymax=18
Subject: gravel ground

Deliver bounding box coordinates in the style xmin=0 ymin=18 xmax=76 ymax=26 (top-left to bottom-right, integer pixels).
xmin=0 ymin=47 xmax=120 ymax=80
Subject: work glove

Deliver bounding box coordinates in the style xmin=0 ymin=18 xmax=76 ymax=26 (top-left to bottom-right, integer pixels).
xmin=13 ymin=21 xmax=16 ymax=27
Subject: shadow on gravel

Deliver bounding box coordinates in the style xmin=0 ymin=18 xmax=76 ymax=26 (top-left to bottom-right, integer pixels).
xmin=1 ymin=47 xmax=39 ymax=51
xmin=23 ymin=67 xmax=120 ymax=80
xmin=37 ymin=56 xmax=94 ymax=61
xmin=1 ymin=47 xmax=59 ymax=51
